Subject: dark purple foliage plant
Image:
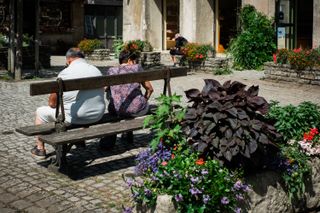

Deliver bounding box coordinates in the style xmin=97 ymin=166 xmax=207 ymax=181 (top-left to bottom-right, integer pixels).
xmin=183 ymin=79 xmax=282 ymax=169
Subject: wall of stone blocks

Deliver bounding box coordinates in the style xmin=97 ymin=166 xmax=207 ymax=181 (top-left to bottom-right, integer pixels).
xmin=264 ymin=62 xmax=320 ymax=86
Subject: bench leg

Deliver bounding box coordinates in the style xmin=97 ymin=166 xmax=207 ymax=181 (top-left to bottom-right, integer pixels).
xmin=48 ymin=144 xmax=69 ymax=173
xmin=99 ymin=134 xmax=117 ymax=150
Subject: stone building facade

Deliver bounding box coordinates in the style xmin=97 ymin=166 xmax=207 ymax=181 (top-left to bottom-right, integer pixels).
xmin=123 ymin=0 xmax=320 ymax=51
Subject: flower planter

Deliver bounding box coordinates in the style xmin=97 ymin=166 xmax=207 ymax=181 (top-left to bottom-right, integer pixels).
xmin=137 ymin=52 xmax=161 ymax=69
xmin=133 ymin=157 xmax=320 ymax=213
xmin=264 ymin=62 xmax=320 ymax=85
xmin=188 ymin=60 xmax=204 ymax=69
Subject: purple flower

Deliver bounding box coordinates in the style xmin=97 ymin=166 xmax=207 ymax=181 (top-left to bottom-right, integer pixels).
xmin=201 ymin=169 xmax=209 ymax=175
xmin=190 ymin=187 xmax=202 ymax=195
xmin=144 ymin=188 xmax=152 ymax=197
xmin=190 ymin=176 xmax=200 ymax=184
xmin=175 ymin=194 xmax=184 ymax=202
xmin=242 ymin=184 xmax=250 ymax=192
xmin=123 ymin=207 xmax=133 ymax=213
xmin=233 ymin=180 xmax=242 ymax=190
xmin=203 ymin=194 xmax=210 ymax=204
xmin=221 ymin=196 xmax=229 ymax=205
xmin=235 ymin=207 xmax=241 ymax=213
xmin=125 ymin=178 xmax=134 ymax=187
xmin=236 ymin=194 xmax=244 ymax=201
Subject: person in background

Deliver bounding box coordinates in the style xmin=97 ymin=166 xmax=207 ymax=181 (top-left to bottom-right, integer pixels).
xmin=169 ymin=33 xmax=188 ymax=65
xmin=31 ymin=48 xmax=106 ymax=159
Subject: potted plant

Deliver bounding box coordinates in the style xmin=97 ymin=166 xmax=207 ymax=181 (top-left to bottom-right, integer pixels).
xmin=181 ymin=43 xmax=212 ymax=69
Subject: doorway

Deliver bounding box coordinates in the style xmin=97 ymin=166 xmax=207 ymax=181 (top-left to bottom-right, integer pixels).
xmin=215 ymin=0 xmax=240 ymax=53
xmin=276 ymin=0 xmax=313 ymax=49
xmin=163 ymin=0 xmax=179 ymax=50
xmin=296 ymin=0 xmax=313 ymax=49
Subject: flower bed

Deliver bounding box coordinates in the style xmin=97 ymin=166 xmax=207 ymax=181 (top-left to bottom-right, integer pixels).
xmin=264 ymin=62 xmax=320 ymax=85
xmin=135 ymin=157 xmax=320 ymax=213
xmin=265 ymin=47 xmax=320 ymax=85
xmin=123 ymin=83 xmax=320 ymax=213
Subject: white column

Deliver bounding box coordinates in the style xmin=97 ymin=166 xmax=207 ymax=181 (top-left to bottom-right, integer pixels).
xmin=313 ymin=0 xmax=320 ymax=48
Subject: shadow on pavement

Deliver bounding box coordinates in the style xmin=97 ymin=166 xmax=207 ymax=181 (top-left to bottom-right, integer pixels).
xmin=38 ymin=132 xmax=151 ymax=180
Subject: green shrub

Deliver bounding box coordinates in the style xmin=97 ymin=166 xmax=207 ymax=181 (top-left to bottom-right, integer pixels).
xmin=267 ymin=101 xmax=320 ymax=141
xmin=112 ymin=39 xmax=124 ymax=58
xmin=228 ymin=5 xmax=276 ymax=70
xmin=0 ymin=34 xmax=8 ymax=48
xmin=78 ymin=39 xmax=103 ymax=54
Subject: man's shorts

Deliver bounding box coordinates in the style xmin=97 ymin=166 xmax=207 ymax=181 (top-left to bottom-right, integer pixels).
xmin=36 ymin=106 xmax=57 ymax=123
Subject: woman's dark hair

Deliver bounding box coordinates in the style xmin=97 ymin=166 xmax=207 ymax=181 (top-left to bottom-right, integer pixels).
xmin=119 ymin=50 xmax=139 ymax=64
xmin=119 ymin=50 xmax=131 ymax=64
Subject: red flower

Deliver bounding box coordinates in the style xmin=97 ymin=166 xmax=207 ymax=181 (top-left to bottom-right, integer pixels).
xmin=273 ymin=53 xmax=277 ymax=63
xmin=310 ymin=128 xmax=319 ymax=135
xmin=293 ymin=48 xmax=302 ymax=53
xmin=161 ymin=161 xmax=168 ymax=166
xmin=304 ymin=133 xmax=314 ymax=141
xmin=171 ymin=154 xmax=175 ymax=159
xmin=195 ymin=158 xmax=205 ymax=165
xmin=199 ymin=54 xmax=203 ymax=59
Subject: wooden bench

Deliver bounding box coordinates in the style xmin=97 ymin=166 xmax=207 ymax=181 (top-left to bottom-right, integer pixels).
xmin=16 ymin=67 xmax=187 ymax=174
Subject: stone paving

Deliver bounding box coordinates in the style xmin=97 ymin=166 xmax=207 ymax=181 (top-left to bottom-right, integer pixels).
xmin=1 ymin=56 xmax=320 ymax=212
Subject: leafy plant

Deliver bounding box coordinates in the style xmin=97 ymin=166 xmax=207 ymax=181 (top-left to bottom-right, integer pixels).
xmin=112 ymin=39 xmax=124 ymax=58
xmin=126 ymin=143 xmax=249 ymax=213
xmin=279 ymin=143 xmax=311 ymax=201
xmin=0 ymin=34 xmax=8 ymax=48
xmin=228 ymin=5 xmax=276 ymax=70
xmin=287 ymin=48 xmax=314 ymax=70
xmin=181 ymin=43 xmax=213 ymax=62
xmin=78 ymin=39 xmax=103 ymax=54
xmin=267 ymin=101 xmax=320 ymax=141
xmin=143 ymin=94 xmax=185 ymax=151
xmin=213 ymin=63 xmax=233 ymax=75
xmin=276 ymin=49 xmax=290 ymax=64
xmin=183 ymin=79 xmax=281 ymax=169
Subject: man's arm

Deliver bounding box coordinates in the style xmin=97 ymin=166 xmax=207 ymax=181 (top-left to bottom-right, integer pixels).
xmin=48 ymin=93 xmax=57 ymax=108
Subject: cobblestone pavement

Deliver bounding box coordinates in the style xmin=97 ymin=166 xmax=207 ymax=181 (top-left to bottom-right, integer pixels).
xmin=0 ymin=58 xmax=320 ymax=212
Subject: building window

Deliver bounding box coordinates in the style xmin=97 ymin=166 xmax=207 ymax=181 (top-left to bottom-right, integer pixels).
xmin=39 ymin=2 xmax=72 ymax=33
xmin=84 ymin=5 xmax=122 ymax=39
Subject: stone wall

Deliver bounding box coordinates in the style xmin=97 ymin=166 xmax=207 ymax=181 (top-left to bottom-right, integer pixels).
xmin=138 ymin=52 xmax=161 ymax=69
xmin=135 ymin=157 xmax=320 ymax=213
xmin=86 ymin=49 xmax=111 ymax=61
xmin=264 ymin=62 xmax=320 ymax=86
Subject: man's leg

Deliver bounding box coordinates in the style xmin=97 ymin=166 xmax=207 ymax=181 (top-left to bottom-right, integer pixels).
xmin=31 ymin=106 xmax=56 ymax=159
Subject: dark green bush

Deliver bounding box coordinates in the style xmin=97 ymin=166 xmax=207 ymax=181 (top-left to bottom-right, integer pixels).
xmin=228 ymin=5 xmax=276 ymax=70
xmin=267 ymin=101 xmax=320 ymax=141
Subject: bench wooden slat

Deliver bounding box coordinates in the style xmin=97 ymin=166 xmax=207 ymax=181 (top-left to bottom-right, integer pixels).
xmin=15 ymin=105 xmax=158 ymax=136
xmin=30 ymin=67 xmax=187 ymax=96
xmin=38 ymin=116 xmax=147 ymax=145
xmin=16 ymin=122 xmax=56 ymax=136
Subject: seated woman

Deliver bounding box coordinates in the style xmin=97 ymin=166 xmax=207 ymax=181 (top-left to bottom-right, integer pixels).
xmin=100 ymin=50 xmax=154 ymax=148
xmin=107 ymin=50 xmax=153 ymax=117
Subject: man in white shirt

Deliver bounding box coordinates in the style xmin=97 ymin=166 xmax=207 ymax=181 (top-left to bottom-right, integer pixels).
xmin=31 ymin=48 xmax=106 ymax=159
